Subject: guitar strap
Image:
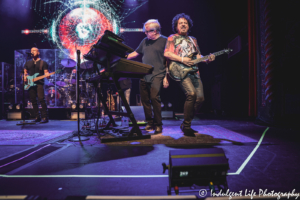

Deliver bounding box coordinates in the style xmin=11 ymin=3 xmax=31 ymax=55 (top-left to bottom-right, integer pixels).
xmin=188 ymin=36 xmax=198 ymax=54
xmin=39 ymin=60 xmax=44 ymax=71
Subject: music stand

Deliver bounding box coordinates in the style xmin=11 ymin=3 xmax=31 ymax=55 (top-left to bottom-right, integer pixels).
xmin=69 ymin=50 xmax=89 ymax=142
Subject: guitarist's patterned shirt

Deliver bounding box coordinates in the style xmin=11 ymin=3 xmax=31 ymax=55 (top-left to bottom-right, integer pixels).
xmin=165 ymin=34 xmax=201 ymax=57
xmin=165 ymin=34 xmax=201 ymax=80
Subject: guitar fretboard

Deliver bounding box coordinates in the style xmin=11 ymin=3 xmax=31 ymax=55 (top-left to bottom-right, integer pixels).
xmin=33 ymin=71 xmax=56 ymax=82
xmin=192 ymin=50 xmax=228 ymax=64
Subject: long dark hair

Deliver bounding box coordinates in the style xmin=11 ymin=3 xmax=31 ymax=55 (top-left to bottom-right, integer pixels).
xmin=172 ymin=13 xmax=193 ymax=33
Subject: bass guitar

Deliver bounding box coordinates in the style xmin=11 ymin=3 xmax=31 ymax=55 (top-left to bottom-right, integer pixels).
xmin=24 ymin=70 xmax=60 ymax=90
xmin=168 ymin=48 xmax=232 ymax=80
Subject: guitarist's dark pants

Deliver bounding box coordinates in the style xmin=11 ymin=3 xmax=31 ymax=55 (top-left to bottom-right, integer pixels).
xmin=180 ymin=74 xmax=204 ymax=129
xmin=29 ymin=84 xmax=48 ymax=119
xmin=140 ymin=76 xmax=164 ymax=127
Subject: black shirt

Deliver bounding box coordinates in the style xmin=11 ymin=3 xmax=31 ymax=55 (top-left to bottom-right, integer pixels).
xmin=136 ymin=35 xmax=167 ymax=82
xmin=24 ymin=59 xmax=49 ymax=85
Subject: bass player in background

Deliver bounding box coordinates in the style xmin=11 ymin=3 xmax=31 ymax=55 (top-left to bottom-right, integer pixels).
xmin=24 ymin=47 xmax=50 ymax=123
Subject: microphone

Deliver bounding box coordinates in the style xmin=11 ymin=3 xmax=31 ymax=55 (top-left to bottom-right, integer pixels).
xmin=26 ymin=52 xmax=33 ymax=56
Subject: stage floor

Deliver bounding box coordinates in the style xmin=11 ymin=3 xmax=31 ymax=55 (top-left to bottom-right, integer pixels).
xmin=0 ymin=115 xmax=299 ymax=199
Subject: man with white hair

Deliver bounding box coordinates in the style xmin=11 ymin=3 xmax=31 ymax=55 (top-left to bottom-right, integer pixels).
xmin=126 ymin=19 xmax=168 ymax=134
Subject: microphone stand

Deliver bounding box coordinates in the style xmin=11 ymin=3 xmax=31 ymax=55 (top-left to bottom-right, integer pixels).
xmin=17 ymin=53 xmax=35 ymax=125
xmin=70 ymin=50 xmax=89 ymax=142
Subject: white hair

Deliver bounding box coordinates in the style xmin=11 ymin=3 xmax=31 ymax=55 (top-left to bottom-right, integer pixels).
xmin=143 ymin=19 xmax=161 ymax=33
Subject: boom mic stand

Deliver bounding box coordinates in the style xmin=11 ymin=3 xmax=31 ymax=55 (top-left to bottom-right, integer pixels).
xmin=17 ymin=53 xmax=35 ymax=125
xmin=69 ymin=50 xmax=89 ymax=142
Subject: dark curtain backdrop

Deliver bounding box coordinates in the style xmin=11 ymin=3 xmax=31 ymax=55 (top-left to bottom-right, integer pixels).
xmin=256 ymin=0 xmax=300 ymax=127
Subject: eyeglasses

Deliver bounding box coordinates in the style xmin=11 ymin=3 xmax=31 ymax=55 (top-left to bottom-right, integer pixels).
xmin=145 ymin=29 xmax=156 ymax=34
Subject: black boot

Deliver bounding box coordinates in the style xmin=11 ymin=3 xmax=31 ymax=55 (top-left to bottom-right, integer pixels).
xmin=180 ymin=124 xmax=196 ymax=137
xmin=40 ymin=118 xmax=49 ymax=123
xmin=180 ymin=123 xmax=198 ymax=133
xmin=144 ymin=124 xmax=154 ymax=131
xmin=182 ymin=128 xmax=196 ymax=137
xmin=154 ymin=126 xmax=163 ymax=134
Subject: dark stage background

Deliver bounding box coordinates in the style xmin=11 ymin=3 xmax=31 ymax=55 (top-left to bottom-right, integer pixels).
xmin=1 ymin=0 xmax=299 ymax=124
xmin=0 ymin=0 xmax=248 ymax=116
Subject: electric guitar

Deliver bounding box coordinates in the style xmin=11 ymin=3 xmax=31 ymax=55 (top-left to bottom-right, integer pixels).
xmin=168 ymin=48 xmax=233 ymax=80
xmin=24 ymin=70 xmax=60 ymax=90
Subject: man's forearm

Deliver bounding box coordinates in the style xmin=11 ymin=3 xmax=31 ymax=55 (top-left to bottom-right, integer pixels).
xmin=127 ymin=51 xmax=139 ymax=60
xmin=164 ymin=51 xmax=181 ymax=62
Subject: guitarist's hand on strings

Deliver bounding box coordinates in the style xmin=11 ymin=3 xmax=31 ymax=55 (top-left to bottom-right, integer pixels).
xmin=182 ymin=57 xmax=194 ymax=67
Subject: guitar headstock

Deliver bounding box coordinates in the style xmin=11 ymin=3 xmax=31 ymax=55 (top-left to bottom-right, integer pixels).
xmin=224 ymin=48 xmax=233 ymax=54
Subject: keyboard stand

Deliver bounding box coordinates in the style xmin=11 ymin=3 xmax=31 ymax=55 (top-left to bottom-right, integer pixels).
xmin=90 ymin=53 xmax=150 ymax=143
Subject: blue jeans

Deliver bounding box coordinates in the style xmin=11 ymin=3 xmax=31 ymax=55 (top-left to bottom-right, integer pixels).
xmin=179 ymin=74 xmax=204 ymax=128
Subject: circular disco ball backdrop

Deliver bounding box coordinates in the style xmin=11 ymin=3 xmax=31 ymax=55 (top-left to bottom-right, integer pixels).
xmin=57 ymin=7 xmax=113 ymax=60
xmin=50 ymin=7 xmax=118 ymax=60
xmin=27 ymin=0 xmax=148 ymax=61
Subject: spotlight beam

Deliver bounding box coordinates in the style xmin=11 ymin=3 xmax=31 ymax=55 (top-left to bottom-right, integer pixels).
xmin=21 ymin=29 xmax=49 ymax=34
xmin=21 ymin=28 xmax=143 ymax=35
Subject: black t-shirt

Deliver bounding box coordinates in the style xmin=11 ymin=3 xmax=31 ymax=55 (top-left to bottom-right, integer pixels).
xmin=24 ymin=59 xmax=49 ymax=85
xmin=136 ymin=35 xmax=167 ymax=82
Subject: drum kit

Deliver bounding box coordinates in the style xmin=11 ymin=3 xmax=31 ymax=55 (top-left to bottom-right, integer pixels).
xmin=45 ymin=58 xmax=96 ymax=107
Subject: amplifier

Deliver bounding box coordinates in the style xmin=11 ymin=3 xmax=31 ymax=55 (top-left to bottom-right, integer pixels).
xmin=7 ymin=112 xmax=22 ymax=120
xmin=71 ymin=112 xmax=86 ymax=120
xmin=163 ymin=148 xmax=229 ymax=195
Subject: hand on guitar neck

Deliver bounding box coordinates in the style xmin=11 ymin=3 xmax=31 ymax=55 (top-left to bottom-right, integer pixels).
xmin=45 ymin=70 xmax=50 ymax=79
xmin=200 ymin=53 xmax=215 ymax=64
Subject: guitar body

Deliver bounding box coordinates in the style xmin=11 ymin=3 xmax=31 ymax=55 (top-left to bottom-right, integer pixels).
xmin=24 ymin=70 xmax=59 ymax=90
xmin=24 ymin=73 xmax=40 ymax=90
xmin=169 ymin=60 xmax=198 ymax=81
xmin=168 ymin=52 xmax=198 ymax=81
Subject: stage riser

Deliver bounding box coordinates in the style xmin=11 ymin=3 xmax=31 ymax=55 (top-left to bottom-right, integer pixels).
xmin=6 ymin=108 xmax=88 ymax=120
xmin=6 ymin=107 xmax=174 ymax=120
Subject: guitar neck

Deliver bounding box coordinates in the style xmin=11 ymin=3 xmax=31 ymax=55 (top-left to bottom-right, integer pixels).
xmin=33 ymin=71 xmax=55 ymax=82
xmin=192 ymin=50 xmax=227 ymax=64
